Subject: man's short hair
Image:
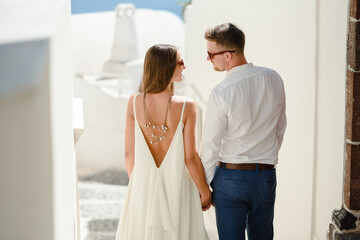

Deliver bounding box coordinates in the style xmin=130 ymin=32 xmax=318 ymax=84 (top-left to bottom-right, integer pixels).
xmin=205 ymin=23 xmax=245 ymax=55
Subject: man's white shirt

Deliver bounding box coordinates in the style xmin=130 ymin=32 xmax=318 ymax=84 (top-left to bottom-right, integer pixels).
xmin=200 ymin=63 xmax=287 ymax=185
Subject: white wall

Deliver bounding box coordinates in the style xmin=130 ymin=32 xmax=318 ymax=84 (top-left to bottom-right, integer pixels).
xmin=50 ymin=1 xmax=78 ymax=239
xmin=0 ymin=1 xmax=76 ymax=239
xmin=0 ymin=40 xmax=54 ymax=240
xmin=184 ymin=0 xmax=347 ymax=239
xmin=73 ymin=76 xmax=128 ymax=175
xmin=311 ymin=1 xmax=348 ymax=239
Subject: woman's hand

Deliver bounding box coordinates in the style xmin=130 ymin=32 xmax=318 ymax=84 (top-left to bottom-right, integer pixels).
xmin=200 ymin=188 xmax=212 ymax=211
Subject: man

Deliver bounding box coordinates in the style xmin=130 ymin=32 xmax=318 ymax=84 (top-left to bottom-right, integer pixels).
xmin=200 ymin=23 xmax=286 ymax=240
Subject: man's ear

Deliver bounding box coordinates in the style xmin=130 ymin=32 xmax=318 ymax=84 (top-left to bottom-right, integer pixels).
xmin=225 ymin=52 xmax=232 ymax=62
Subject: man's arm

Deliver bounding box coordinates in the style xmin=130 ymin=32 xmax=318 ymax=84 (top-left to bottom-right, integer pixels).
xmin=276 ymin=93 xmax=287 ymax=151
xmin=200 ymin=89 xmax=228 ymax=185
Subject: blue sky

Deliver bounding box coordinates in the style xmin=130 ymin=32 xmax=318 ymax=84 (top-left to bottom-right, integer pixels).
xmin=71 ymin=0 xmax=183 ymax=18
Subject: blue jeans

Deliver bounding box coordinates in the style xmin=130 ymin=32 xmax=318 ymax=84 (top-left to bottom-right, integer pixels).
xmin=211 ymin=165 xmax=276 ymax=240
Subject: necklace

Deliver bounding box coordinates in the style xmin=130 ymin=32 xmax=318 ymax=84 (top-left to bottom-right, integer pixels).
xmin=143 ymin=92 xmax=172 ymax=145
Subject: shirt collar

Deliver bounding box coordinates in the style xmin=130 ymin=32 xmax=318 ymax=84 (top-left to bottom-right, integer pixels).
xmin=226 ymin=62 xmax=254 ymax=77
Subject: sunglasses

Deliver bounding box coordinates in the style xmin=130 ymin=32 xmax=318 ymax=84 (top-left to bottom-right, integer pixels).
xmin=177 ymin=59 xmax=185 ymax=66
xmin=207 ymin=50 xmax=236 ymax=60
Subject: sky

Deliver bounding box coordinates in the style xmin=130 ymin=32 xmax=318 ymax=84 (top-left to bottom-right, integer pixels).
xmin=71 ymin=0 xmax=183 ymax=18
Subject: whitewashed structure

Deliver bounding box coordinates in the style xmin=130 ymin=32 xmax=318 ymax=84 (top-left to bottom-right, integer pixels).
xmin=0 ymin=1 xmax=77 ymax=240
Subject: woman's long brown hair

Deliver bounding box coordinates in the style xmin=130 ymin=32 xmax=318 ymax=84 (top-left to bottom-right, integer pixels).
xmin=140 ymin=44 xmax=177 ymax=93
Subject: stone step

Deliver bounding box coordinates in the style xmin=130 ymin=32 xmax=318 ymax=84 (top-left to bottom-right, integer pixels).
xmin=78 ymin=180 xmax=128 ymax=240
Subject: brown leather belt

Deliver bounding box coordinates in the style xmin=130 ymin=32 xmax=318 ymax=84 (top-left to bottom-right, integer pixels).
xmin=219 ymin=162 xmax=275 ymax=170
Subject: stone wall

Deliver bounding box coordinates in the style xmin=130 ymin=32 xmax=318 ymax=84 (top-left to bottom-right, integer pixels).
xmin=329 ymin=1 xmax=360 ymax=239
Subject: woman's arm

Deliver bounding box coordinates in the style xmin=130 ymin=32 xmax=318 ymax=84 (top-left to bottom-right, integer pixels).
xmin=125 ymin=95 xmax=135 ymax=178
xmin=183 ymin=100 xmax=212 ymax=210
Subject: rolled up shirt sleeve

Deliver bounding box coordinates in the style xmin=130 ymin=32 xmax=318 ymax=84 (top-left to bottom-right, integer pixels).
xmin=200 ymin=88 xmax=228 ymax=185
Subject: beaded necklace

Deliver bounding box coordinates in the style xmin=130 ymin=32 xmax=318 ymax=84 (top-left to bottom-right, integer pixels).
xmin=143 ymin=92 xmax=172 ymax=145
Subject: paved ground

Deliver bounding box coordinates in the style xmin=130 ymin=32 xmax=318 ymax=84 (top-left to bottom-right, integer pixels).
xmin=78 ymin=170 xmax=128 ymax=240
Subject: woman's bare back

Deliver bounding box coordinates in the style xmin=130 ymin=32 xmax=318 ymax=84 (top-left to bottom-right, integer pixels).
xmin=133 ymin=93 xmax=188 ymax=167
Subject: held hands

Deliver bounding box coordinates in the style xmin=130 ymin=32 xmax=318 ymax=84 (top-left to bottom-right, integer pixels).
xmin=200 ymin=188 xmax=212 ymax=211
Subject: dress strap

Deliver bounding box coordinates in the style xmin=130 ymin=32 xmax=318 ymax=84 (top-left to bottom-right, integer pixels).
xmin=180 ymin=97 xmax=187 ymax=122
xmin=133 ymin=93 xmax=140 ymax=119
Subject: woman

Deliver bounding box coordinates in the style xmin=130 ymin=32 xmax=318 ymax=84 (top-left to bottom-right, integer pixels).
xmin=116 ymin=44 xmax=211 ymax=240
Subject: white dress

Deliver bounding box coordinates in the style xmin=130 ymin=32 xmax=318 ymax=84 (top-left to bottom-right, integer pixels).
xmin=116 ymin=95 xmax=209 ymax=240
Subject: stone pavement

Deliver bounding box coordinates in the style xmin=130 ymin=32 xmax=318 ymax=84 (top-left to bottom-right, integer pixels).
xmin=78 ymin=169 xmax=128 ymax=240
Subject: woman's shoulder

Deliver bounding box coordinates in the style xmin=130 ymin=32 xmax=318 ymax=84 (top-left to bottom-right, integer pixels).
xmin=172 ymin=95 xmax=196 ymax=114
xmin=172 ymin=95 xmax=195 ymax=105
xmin=128 ymin=92 xmax=143 ymax=104
xmin=127 ymin=93 xmax=143 ymax=114
xmin=171 ymin=94 xmax=193 ymax=103
xmin=130 ymin=92 xmax=142 ymax=99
